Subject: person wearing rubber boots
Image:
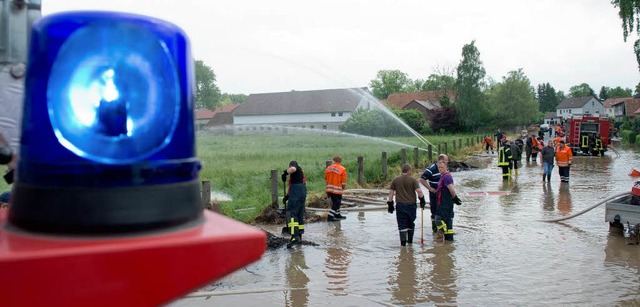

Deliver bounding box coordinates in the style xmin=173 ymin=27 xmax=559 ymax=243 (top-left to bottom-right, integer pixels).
xmin=282 ymin=161 xmax=307 ymax=248
xmin=498 ymin=139 xmax=512 ymax=181
xmin=388 ymin=164 xmax=426 ymax=246
xmin=434 ymin=155 xmax=462 ymax=242
xmin=420 ymin=154 xmax=449 ymax=234
xmin=325 ymin=156 xmax=347 ymax=221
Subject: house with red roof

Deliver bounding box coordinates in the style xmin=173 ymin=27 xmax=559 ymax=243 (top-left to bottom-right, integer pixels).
xmin=384 ymin=90 xmax=455 ymax=118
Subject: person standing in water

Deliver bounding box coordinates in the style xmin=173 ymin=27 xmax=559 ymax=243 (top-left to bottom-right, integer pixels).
xmin=282 ymin=160 xmax=307 ymax=248
xmin=388 ymin=164 xmax=426 ymax=246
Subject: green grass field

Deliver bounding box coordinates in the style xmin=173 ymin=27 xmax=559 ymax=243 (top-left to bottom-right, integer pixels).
xmin=196 ymin=130 xmax=482 ymax=222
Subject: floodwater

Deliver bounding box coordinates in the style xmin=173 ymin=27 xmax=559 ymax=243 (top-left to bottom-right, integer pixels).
xmin=172 ymin=144 xmax=640 ymax=306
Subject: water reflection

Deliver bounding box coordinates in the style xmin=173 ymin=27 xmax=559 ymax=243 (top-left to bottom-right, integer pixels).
xmin=389 ymin=248 xmax=418 ymax=305
xmin=423 ymin=244 xmax=457 ymax=304
xmin=285 ymin=250 xmax=309 ymax=307
xmin=541 ymin=183 xmax=555 ymax=211
xmin=324 ymin=221 xmax=351 ymax=296
xmin=557 ymin=184 xmax=572 ymax=215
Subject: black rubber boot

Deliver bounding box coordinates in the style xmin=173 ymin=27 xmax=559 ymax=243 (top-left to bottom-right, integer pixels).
xmin=444 ymin=234 xmax=454 ymax=241
xmin=542 ymin=174 xmax=546 ymax=182
xmin=547 ymin=174 xmax=551 ymax=182
xmin=431 ymin=220 xmax=437 ymax=233
xmin=399 ymin=230 xmax=407 ymax=246
xmin=287 ymin=235 xmax=301 ymax=248
xmin=407 ymin=229 xmax=414 ymax=244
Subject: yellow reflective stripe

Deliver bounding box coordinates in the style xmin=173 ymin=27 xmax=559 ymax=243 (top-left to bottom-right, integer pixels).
xmin=444 ymin=229 xmax=454 ymax=235
xmin=298 ymin=225 xmax=304 ymax=230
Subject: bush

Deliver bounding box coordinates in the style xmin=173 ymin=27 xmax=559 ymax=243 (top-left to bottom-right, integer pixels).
xmin=636 ymin=136 xmax=640 ymax=147
xmin=621 ymin=129 xmax=636 ymax=143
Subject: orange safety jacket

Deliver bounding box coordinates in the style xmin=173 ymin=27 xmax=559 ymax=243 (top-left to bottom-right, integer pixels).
xmin=555 ymin=145 xmax=573 ymax=167
xmin=325 ymin=162 xmax=347 ymax=194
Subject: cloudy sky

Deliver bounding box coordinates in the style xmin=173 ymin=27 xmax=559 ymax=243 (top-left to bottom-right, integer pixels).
xmin=43 ymin=0 xmax=640 ymax=96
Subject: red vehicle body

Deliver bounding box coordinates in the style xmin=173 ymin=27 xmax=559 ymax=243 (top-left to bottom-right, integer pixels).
xmin=562 ymin=115 xmax=612 ymax=155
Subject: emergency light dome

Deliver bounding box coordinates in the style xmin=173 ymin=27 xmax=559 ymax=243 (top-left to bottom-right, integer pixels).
xmin=10 ymin=11 xmax=202 ymax=233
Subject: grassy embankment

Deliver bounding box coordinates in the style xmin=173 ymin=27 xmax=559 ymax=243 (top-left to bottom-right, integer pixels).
xmin=197 ymin=132 xmax=483 ymax=223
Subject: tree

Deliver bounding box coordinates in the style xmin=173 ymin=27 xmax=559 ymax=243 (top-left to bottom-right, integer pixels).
xmin=568 ymin=83 xmax=595 ymax=98
xmin=455 ymin=40 xmax=488 ymax=130
xmin=395 ymin=109 xmax=426 ymax=133
xmin=428 ymin=106 xmax=459 ymax=133
xmin=195 ymin=60 xmax=221 ymax=110
xmin=486 ymin=69 xmax=539 ymax=127
xmin=608 ymin=86 xmax=633 ymax=98
xmin=599 ymin=86 xmax=610 ymax=101
xmin=537 ymin=83 xmax=559 ymax=113
xmin=369 ymin=70 xmax=412 ymax=100
xmin=421 ymin=74 xmax=456 ymax=92
xmin=220 ymin=93 xmax=247 ymax=105
xmin=612 ymin=0 xmax=640 ymax=72
xmin=339 ymin=108 xmax=411 ymax=137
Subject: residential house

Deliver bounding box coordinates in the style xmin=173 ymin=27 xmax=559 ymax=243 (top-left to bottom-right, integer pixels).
xmin=612 ymin=97 xmax=640 ymax=121
xmin=232 ymin=87 xmax=376 ymax=131
xmin=385 ymin=90 xmax=455 ymax=118
xmin=555 ymin=96 xmax=604 ymax=120
xmin=544 ymin=112 xmax=559 ymax=125
xmin=206 ymin=104 xmax=239 ymax=126
xmin=194 ymin=108 xmax=215 ymax=130
xmin=603 ymin=98 xmax=626 ymax=119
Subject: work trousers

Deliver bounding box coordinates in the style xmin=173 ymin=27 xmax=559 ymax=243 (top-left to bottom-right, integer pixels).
xmin=558 ymin=165 xmax=570 ymax=182
xmin=287 ymin=183 xmax=306 ymax=237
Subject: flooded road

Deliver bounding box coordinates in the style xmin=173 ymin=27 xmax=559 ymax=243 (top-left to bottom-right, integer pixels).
xmin=173 ymin=145 xmax=640 ymax=306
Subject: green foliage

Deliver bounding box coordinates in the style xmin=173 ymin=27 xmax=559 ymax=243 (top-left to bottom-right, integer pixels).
xmin=608 ymin=86 xmax=633 ymax=98
xmin=429 ymin=106 xmax=460 ymax=132
xmin=621 ymin=129 xmax=636 ymax=143
xmin=195 ymin=60 xmax=221 ymax=110
xmin=568 ymin=83 xmax=595 ymax=98
xmin=537 ymin=83 xmax=559 ymax=113
xmin=394 ymin=109 xmax=426 ymax=133
xmin=369 ymin=70 xmax=412 ymax=99
xmin=220 ymin=93 xmax=247 ymax=105
xmin=340 ymin=108 xmax=412 ymax=137
xmin=599 ymin=86 xmax=609 ymax=101
xmin=455 ymin=40 xmax=488 ymax=130
xmin=486 ymin=69 xmax=539 ymax=127
xmin=422 ymin=74 xmax=456 ymax=92
xmin=621 ymin=121 xmax=632 ymax=130
xmin=632 ymin=117 xmax=640 ymax=133
xmin=636 ymin=136 xmax=640 ymax=146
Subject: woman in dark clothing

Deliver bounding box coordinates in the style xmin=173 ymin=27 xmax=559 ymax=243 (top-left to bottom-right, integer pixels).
xmin=282 ymin=160 xmax=307 ymax=248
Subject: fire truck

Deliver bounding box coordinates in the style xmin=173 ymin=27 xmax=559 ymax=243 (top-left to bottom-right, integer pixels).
xmin=562 ymin=115 xmax=612 ymax=155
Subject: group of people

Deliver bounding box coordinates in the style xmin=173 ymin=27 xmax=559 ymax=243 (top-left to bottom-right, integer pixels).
xmin=281 ymin=156 xmax=348 ymax=248
xmin=281 ymin=153 xmax=462 ymax=248
xmin=495 ymin=129 xmax=574 ymax=183
xmin=387 ymin=154 xmax=462 ymax=245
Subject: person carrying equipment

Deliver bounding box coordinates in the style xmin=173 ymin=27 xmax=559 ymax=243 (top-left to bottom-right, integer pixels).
xmin=498 ymin=139 xmax=512 ymax=181
xmin=388 ymin=164 xmax=426 ymax=246
xmin=434 ymin=154 xmax=462 ymax=242
xmin=282 ymin=161 xmax=307 ymax=248
xmin=420 ymin=154 xmax=449 ymax=233
xmin=325 ymin=156 xmax=347 ymax=221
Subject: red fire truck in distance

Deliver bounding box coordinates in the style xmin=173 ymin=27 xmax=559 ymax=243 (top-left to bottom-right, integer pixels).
xmin=562 ymin=115 xmax=612 ymax=155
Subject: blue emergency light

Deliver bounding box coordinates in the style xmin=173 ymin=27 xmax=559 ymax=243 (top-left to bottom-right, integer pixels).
xmin=9 ymin=11 xmax=202 ymax=233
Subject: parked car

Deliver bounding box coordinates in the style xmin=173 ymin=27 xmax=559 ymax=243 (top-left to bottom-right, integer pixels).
xmin=539 ymin=123 xmax=550 ymax=132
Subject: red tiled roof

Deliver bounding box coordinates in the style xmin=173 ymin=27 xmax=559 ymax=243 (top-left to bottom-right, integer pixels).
xmin=195 ymin=108 xmax=215 ymax=120
xmin=385 ymin=90 xmax=455 ymax=109
xmin=212 ymin=104 xmax=239 ymax=115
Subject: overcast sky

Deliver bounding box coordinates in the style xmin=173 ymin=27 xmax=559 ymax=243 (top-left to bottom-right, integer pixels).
xmin=43 ymin=0 xmax=640 ymax=96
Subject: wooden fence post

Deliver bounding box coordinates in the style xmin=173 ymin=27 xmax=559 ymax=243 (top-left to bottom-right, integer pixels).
xmin=358 ymin=156 xmax=364 ymax=187
xmin=401 ymin=148 xmax=407 ymax=165
xmin=459 ymin=139 xmax=462 ymax=149
xmin=428 ymin=144 xmax=433 ymax=162
xmin=413 ymin=147 xmax=419 ymax=167
xmin=453 ymin=141 xmax=457 ymax=151
xmin=444 ymin=142 xmax=448 ymax=155
xmin=382 ymin=152 xmax=388 ymax=181
xmin=270 ymin=170 xmax=278 ymax=207
xmin=202 ymin=180 xmax=211 ymax=208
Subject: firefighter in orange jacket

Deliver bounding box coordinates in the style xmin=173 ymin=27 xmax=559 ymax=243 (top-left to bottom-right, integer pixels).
xmin=325 ymin=156 xmax=347 ymax=221
xmin=555 ymin=140 xmax=573 ymax=183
